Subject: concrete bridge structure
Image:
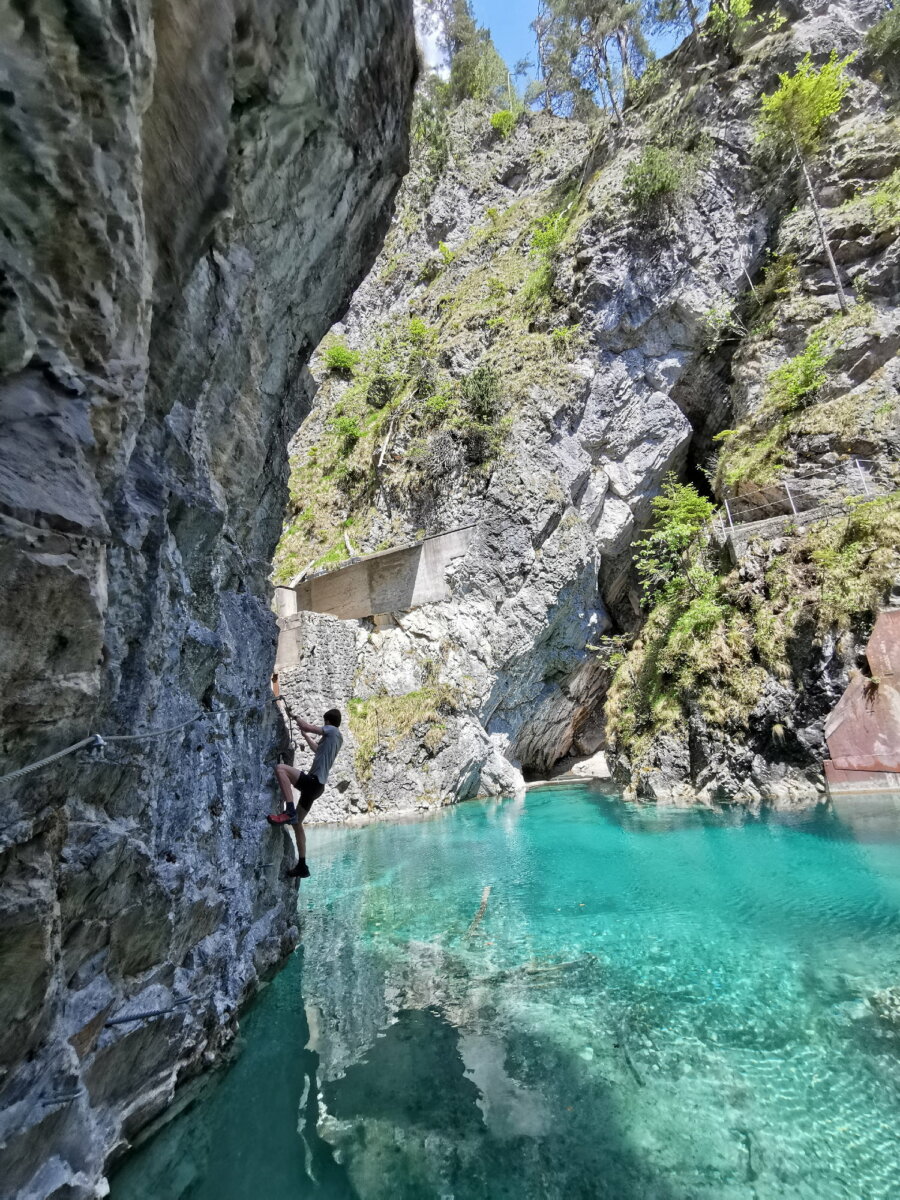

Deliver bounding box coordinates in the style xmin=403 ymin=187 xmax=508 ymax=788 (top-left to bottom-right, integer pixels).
xmin=274 ymin=524 xmax=477 ymax=624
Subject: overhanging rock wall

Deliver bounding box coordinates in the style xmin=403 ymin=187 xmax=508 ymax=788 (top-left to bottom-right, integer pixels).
xmin=0 ymin=2 xmax=416 ymax=1195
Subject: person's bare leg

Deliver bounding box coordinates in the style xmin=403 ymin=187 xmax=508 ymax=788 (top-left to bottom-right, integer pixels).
xmin=294 ymin=810 xmax=308 ymax=858
xmin=286 ymin=806 xmax=311 ymax=878
xmin=275 ymin=763 xmax=300 ymax=810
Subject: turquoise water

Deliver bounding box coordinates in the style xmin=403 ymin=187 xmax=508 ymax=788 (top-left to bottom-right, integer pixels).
xmin=111 ymin=785 xmax=900 ymax=1200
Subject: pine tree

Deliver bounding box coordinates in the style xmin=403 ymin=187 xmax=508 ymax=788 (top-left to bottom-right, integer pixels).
xmin=646 ymin=0 xmax=708 ymax=40
xmin=420 ymin=0 xmax=510 ymax=107
xmin=530 ymin=0 xmax=648 ymax=122
xmin=758 ymin=51 xmax=855 ymax=315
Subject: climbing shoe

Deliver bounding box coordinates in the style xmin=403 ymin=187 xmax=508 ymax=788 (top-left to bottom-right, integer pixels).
xmin=286 ymin=862 xmax=311 ymax=879
xmin=267 ymin=811 xmax=297 ymax=826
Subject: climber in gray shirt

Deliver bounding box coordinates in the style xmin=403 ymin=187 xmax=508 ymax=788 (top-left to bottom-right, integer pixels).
xmin=268 ymin=707 xmax=343 ymax=880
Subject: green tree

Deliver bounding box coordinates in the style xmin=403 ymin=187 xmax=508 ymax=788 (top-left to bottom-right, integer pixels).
xmin=530 ymin=0 xmax=648 ymax=123
xmin=646 ymin=0 xmax=708 ymax=40
xmin=867 ymin=10 xmax=900 ymax=93
xmin=636 ymin=475 xmax=716 ymax=602
xmin=411 ymin=73 xmax=452 ymax=180
xmin=420 ymin=0 xmax=510 ymax=106
xmin=758 ymin=51 xmax=855 ymax=315
xmin=705 ymin=0 xmax=754 ymax=41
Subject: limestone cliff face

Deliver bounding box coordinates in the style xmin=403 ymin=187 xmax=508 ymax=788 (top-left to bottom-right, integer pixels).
xmin=0 ymin=2 xmax=416 ymax=1195
xmin=276 ymin=0 xmax=894 ymax=819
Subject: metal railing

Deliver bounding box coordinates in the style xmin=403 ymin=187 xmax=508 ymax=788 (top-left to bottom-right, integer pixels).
xmin=719 ymin=459 xmax=890 ymax=534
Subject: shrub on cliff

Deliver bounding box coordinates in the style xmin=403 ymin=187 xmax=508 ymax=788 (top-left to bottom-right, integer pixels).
xmin=622 ymin=146 xmax=682 ymax=215
xmin=635 ymin=475 xmax=716 ymax=602
xmin=867 ymin=10 xmax=900 ymax=92
xmin=606 ymin=493 xmax=900 ymax=775
xmin=322 ymin=339 xmax=361 ymax=374
xmin=490 ymin=109 xmax=518 ymax=139
xmin=870 ymin=169 xmax=900 ymax=231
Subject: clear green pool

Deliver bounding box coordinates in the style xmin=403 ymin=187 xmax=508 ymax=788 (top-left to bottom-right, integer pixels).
xmin=111 ymin=784 xmax=900 ymax=1200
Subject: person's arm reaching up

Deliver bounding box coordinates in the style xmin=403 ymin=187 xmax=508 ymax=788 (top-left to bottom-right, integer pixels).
xmin=297 ymin=716 xmax=325 ymax=736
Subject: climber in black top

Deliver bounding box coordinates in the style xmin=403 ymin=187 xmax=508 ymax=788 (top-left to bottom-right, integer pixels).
xmin=268 ymin=706 xmax=343 ymax=879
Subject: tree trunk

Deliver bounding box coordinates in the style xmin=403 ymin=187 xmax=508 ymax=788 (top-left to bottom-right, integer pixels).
xmin=596 ymin=42 xmax=622 ymax=124
xmin=794 ymin=137 xmax=850 ymax=316
xmin=616 ymin=27 xmax=632 ymax=89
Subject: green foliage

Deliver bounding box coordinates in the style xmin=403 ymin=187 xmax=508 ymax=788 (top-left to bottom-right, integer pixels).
xmin=530 ymin=208 xmax=571 ymax=255
xmin=657 ymin=572 xmax=730 ymax=671
xmin=407 ymin=315 xmax=433 ymax=345
xmin=531 ymin=0 xmax=648 ymax=122
xmin=804 ymin=496 xmax=900 ymax=627
xmin=490 ymin=109 xmax=518 ymax=139
xmin=752 ymin=252 xmax=798 ymax=314
xmin=635 ymin=475 xmax=716 ymax=602
xmin=438 ymin=241 xmax=455 ymax=265
xmin=411 ymin=76 xmax=452 ymax=187
xmin=701 ymin=299 xmax=747 ymax=351
xmin=867 ymin=10 xmax=900 ymax=91
xmin=521 ymin=262 xmax=556 ymax=311
xmin=622 ymin=145 xmax=683 ymax=212
xmin=434 ymin=0 xmax=511 ymax=106
xmin=870 ymin=169 xmax=900 ymax=231
xmin=765 ymin=328 xmax=831 ymax=413
xmin=715 ymin=307 xmax=867 ymax=491
xmin=715 ymin=420 xmax=787 ymax=491
xmin=645 ymin=0 xmax=707 ymax=40
xmin=329 ymin=414 xmax=362 ymax=453
xmin=515 ymin=200 xmax=576 ymax=313
xmin=705 ymin=0 xmax=785 ymax=45
xmin=551 ymin=324 xmax=581 ymax=357
xmin=322 ymin=338 xmax=361 ymax=374
xmin=627 ymin=55 xmax=666 ymax=108
xmin=459 ymin=364 xmax=501 ymax=421
xmin=275 ymin=178 xmax=599 ymax=583
xmin=606 ymin=493 xmax=900 ymax=772
xmin=758 ymin=51 xmax=855 ymax=158
xmin=705 ymin=0 xmax=752 ymax=38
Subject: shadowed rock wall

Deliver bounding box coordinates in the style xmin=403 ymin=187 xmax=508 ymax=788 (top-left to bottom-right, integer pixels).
xmin=0 ymin=1 xmax=416 ymax=1194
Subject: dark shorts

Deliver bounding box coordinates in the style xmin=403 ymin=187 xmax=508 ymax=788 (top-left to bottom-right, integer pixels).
xmin=296 ymin=771 xmax=325 ymax=811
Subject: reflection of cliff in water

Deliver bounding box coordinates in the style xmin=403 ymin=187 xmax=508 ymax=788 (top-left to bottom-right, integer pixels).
xmin=585 ymin=789 xmax=900 ymax=846
xmin=109 ymin=945 xmax=358 ymax=1199
xmin=300 ymin=835 xmax=680 ymax=1200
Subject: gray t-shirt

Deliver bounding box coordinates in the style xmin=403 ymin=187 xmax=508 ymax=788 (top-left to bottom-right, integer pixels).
xmin=310 ymin=724 xmax=343 ymax=785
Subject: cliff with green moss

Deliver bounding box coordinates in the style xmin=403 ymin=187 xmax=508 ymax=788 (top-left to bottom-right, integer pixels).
xmin=275 ymin=0 xmax=900 ymax=815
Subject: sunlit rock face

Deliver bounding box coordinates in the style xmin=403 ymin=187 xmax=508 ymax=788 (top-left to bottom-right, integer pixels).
xmin=0 ymin=0 xmax=416 ymax=1194
xmin=275 ymin=0 xmax=894 ymax=817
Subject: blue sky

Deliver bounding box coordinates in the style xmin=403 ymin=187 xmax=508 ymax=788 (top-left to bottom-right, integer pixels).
xmin=417 ymin=2 xmax=686 ymax=94
xmin=468 ymin=2 xmax=686 ymax=87
xmin=472 ymin=0 xmax=541 ymax=84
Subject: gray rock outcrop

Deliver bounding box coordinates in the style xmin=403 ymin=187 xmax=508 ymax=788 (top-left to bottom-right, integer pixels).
xmin=0 ymin=1 xmax=416 ymax=1195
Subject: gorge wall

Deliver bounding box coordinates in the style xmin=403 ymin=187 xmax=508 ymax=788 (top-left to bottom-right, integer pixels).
xmin=274 ymin=0 xmax=899 ymax=819
xmin=0 ymin=2 xmax=416 ymax=1196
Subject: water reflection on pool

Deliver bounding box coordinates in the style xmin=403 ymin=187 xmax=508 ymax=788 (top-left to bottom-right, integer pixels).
xmin=111 ymin=784 xmax=900 ymax=1200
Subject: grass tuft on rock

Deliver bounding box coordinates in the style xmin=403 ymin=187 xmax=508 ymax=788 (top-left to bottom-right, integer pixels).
xmin=348 ymin=684 xmax=463 ymax=779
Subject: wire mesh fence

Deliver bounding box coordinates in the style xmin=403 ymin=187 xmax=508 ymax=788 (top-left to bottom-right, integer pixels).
xmin=718 ymin=459 xmax=893 ymax=535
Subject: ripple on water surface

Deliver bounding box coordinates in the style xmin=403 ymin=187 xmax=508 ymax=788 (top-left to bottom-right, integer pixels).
xmin=111 ymin=784 xmax=900 ymax=1200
